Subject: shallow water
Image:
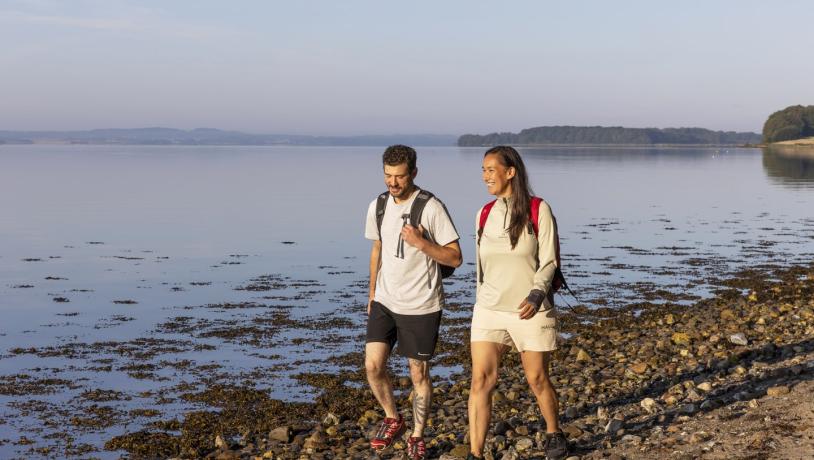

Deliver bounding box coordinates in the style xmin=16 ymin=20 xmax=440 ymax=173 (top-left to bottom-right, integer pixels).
xmin=0 ymin=145 xmax=813 ymax=457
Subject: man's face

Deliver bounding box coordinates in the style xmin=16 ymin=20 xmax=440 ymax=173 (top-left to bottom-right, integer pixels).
xmin=383 ymin=162 xmax=416 ymax=200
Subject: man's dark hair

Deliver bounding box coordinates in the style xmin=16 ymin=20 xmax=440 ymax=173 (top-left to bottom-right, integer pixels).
xmin=382 ymin=145 xmax=417 ymax=172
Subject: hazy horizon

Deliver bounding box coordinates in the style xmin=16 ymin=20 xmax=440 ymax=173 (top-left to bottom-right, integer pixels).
xmin=2 ymin=0 xmax=813 ymax=135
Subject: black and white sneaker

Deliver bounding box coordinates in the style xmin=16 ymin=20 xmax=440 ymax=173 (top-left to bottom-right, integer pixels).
xmin=543 ymin=430 xmax=569 ymax=460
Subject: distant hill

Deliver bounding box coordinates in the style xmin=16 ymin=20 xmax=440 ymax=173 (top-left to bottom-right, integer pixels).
xmin=0 ymin=128 xmax=457 ymax=147
xmin=762 ymin=105 xmax=814 ymax=143
xmin=458 ymin=126 xmax=761 ymax=146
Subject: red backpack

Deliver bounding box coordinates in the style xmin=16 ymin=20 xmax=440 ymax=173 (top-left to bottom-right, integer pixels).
xmin=477 ymin=197 xmax=569 ymax=295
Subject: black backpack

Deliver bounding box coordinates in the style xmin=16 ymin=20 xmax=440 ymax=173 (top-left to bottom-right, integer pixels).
xmin=375 ymin=189 xmax=456 ymax=279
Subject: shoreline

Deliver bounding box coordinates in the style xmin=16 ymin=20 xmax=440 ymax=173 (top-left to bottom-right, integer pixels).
xmin=106 ymin=262 xmax=814 ymax=459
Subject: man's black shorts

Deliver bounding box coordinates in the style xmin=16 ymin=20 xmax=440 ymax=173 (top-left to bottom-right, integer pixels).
xmin=366 ymin=301 xmax=442 ymax=361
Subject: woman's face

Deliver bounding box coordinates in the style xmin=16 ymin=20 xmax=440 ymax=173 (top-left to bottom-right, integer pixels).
xmin=482 ymin=153 xmax=515 ymax=198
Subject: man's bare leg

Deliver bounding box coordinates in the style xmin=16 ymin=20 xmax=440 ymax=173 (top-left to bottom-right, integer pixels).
xmin=366 ymin=342 xmax=398 ymax=418
xmin=408 ymin=358 xmax=432 ymax=437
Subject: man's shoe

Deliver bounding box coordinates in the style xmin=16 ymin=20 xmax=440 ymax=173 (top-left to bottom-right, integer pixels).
xmin=370 ymin=414 xmax=405 ymax=450
xmin=543 ymin=430 xmax=569 ymax=460
xmin=406 ymin=436 xmax=426 ymax=460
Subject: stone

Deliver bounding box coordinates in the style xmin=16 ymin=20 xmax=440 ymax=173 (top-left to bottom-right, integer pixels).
xmin=322 ymin=413 xmax=340 ymax=426
xmin=302 ymin=431 xmax=325 ymax=450
xmin=628 ymin=362 xmax=648 ymax=374
xmin=729 ymin=333 xmax=748 ymax=346
xmin=671 ymin=332 xmax=691 ymax=346
xmin=680 ymin=403 xmax=698 ymax=414
xmin=514 ymin=425 xmax=529 ymax=436
xmin=499 ymin=448 xmax=519 ymax=460
xmin=562 ymin=425 xmax=583 ymax=439
xmin=621 ymin=434 xmax=642 ymax=444
xmin=269 ymin=426 xmax=291 ymax=443
xmin=215 ymin=434 xmax=228 ymax=449
xmin=447 ymin=444 xmax=470 ymax=458
xmin=564 ymin=406 xmax=579 ymax=419
xmin=689 ymin=431 xmax=712 ymax=443
xmin=494 ymin=420 xmax=511 ymax=435
xmin=720 ymin=309 xmax=736 ymax=320
xmin=597 ymin=406 xmax=609 ymax=421
xmin=697 ymin=382 xmax=713 ymax=392
xmin=767 ymin=385 xmax=790 ymax=396
xmin=575 ymin=348 xmax=592 ymax=363
xmin=514 ymin=436 xmax=534 ymax=452
xmin=604 ymin=417 xmax=624 ymax=434
xmin=640 ymin=397 xmax=658 ymax=414
xmin=664 ymin=313 xmax=675 ymax=325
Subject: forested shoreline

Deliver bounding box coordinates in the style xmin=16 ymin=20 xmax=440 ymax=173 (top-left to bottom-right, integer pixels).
xmin=458 ymin=126 xmax=761 ymax=146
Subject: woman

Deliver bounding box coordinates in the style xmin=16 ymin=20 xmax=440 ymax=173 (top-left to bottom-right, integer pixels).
xmin=467 ymin=146 xmax=568 ymax=460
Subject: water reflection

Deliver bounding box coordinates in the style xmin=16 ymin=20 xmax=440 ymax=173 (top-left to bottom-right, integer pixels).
xmin=762 ymin=146 xmax=814 ymax=187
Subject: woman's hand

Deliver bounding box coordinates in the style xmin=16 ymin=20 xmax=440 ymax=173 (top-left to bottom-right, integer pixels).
xmin=518 ymin=299 xmax=539 ymax=320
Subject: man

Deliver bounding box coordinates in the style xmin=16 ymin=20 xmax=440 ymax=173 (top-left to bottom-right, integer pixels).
xmin=364 ymin=145 xmax=462 ymax=459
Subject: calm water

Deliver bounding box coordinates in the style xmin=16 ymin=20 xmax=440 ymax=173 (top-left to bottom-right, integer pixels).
xmin=1 ymin=145 xmax=813 ymax=457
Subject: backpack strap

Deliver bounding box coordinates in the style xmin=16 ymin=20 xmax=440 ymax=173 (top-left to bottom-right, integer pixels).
xmin=409 ymin=189 xmax=434 ymax=230
xmin=374 ymin=192 xmax=389 ymax=241
xmin=477 ymin=200 xmax=497 ymax=244
xmin=476 ymin=200 xmax=497 ymax=284
xmin=529 ymin=196 xmax=542 ymax=236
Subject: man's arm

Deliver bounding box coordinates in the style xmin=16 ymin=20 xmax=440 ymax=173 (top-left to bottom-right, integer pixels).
xmin=400 ymin=224 xmax=462 ymax=268
xmin=368 ymin=239 xmax=382 ymax=315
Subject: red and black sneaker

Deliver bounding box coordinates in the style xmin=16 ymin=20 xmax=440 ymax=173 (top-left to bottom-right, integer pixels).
xmin=370 ymin=414 xmax=405 ymax=450
xmin=407 ymin=436 xmax=426 ymax=460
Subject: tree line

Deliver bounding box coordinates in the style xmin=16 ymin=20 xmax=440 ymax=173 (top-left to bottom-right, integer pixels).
xmin=762 ymin=105 xmax=814 ymax=143
xmin=458 ymin=126 xmax=760 ymax=146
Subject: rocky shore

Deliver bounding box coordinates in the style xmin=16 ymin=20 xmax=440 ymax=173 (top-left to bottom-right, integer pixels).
xmin=105 ymin=262 xmax=814 ymax=460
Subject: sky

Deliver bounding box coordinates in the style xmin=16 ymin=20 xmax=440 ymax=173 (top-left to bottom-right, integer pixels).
xmin=1 ymin=0 xmax=812 ymax=135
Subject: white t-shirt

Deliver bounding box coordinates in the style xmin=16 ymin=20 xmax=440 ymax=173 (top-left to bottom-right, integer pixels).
xmin=365 ymin=189 xmax=460 ymax=315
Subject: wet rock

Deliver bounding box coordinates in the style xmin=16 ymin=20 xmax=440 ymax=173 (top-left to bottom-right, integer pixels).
xmin=604 ymin=416 xmax=624 ymax=434
xmin=679 ymin=403 xmax=698 ymax=415
xmin=575 ymin=348 xmax=592 ymax=363
xmin=321 ymin=413 xmax=339 ymax=427
xmin=447 ymin=444 xmax=470 ymax=457
xmin=729 ymin=333 xmax=748 ymax=346
xmin=719 ymin=309 xmax=736 ymax=320
xmin=214 ymin=435 xmax=228 ymax=449
xmin=562 ymin=425 xmax=583 ymax=439
xmin=268 ymin=426 xmax=291 ymax=443
xmin=689 ymin=431 xmax=712 ymax=443
xmin=499 ymin=447 xmax=519 ymax=460
xmin=494 ymin=420 xmax=511 ymax=436
xmin=671 ymin=332 xmax=691 ymax=346
xmin=696 ymin=382 xmax=712 ymax=393
xmin=513 ymin=436 xmax=533 ymax=452
xmin=302 ymin=431 xmax=325 ymax=450
xmin=628 ymin=362 xmax=648 ymax=374
xmin=621 ymin=434 xmax=641 ymax=444
xmin=766 ymin=385 xmax=790 ymax=396
xmin=640 ymin=397 xmax=658 ymax=414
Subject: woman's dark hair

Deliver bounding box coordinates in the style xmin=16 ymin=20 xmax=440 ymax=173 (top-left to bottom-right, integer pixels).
xmin=484 ymin=145 xmax=534 ymax=249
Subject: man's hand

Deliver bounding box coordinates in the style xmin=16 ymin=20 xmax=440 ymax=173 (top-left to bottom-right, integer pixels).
xmin=401 ymin=224 xmax=427 ymax=250
xmin=518 ymin=298 xmax=539 ymax=320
